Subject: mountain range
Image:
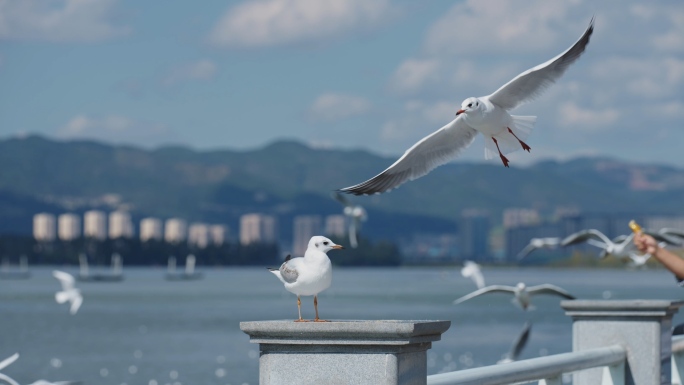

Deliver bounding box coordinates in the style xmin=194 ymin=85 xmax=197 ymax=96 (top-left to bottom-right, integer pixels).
xmin=1 ymin=135 xmax=683 ymax=241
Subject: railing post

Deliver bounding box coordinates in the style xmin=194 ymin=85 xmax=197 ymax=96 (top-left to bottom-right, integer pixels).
xmin=241 ymin=320 xmax=451 ymax=385
xmin=562 ymin=300 xmax=684 ymax=385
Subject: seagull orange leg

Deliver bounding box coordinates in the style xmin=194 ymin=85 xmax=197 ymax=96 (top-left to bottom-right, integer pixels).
xmin=294 ymin=296 xmax=308 ymax=322
xmin=507 ymin=127 xmax=531 ymax=152
xmin=313 ymin=295 xmax=328 ymax=322
xmin=492 ymin=138 xmax=510 ymax=167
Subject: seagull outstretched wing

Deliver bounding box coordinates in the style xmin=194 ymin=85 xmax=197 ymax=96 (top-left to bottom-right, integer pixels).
xmin=561 ymin=229 xmax=611 ymax=247
xmin=527 ymin=284 xmax=575 ymax=299
xmin=339 ymin=117 xmax=477 ymax=195
xmin=487 ymin=18 xmax=594 ymax=110
xmin=453 ymin=285 xmax=516 ymax=305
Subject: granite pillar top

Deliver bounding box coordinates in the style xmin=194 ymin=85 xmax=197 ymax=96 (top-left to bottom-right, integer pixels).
xmin=240 ymin=320 xmax=451 ymax=345
xmin=562 ymin=299 xmax=684 ymax=317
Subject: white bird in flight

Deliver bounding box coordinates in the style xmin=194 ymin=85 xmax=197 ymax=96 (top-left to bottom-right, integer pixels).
xmin=453 ymin=282 xmax=575 ymax=310
xmin=0 ymin=353 xmax=19 ymax=385
xmin=53 ymin=270 xmax=83 ymax=315
xmin=339 ymin=18 xmax=594 ymax=195
xmin=269 ymin=236 xmax=344 ymax=322
xmin=332 ymin=192 xmax=368 ymax=248
xmin=517 ymin=237 xmax=561 ymax=259
xmin=498 ymin=322 xmax=532 ymax=364
xmin=461 ymin=260 xmax=485 ymax=289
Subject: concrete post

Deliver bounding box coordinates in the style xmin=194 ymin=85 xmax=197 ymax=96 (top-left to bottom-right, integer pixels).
xmin=240 ymin=320 xmax=451 ymax=385
xmin=562 ymin=300 xmax=684 ymax=385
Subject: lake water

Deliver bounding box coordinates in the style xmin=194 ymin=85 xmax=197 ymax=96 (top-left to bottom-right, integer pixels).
xmin=2 ymin=266 xmax=683 ymax=384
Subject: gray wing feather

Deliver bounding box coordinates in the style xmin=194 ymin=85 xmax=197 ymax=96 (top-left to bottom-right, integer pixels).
xmin=279 ymin=260 xmax=299 ymax=284
xmin=340 ymin=117 xmax=477 ymax=195
xmin=509 ymin=322 xmax=532 ymax=361
xmin=527 ymin=284 xmax=575 ymax=299
xmin=453 ymin=285 xmax=516 ymax=304
xmin=488 ymin=18 xmax=594 ymax=110
xmin=561 ymin=229 xmax=610 ymax=247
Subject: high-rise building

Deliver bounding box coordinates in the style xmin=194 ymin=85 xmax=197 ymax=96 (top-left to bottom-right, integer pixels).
xmin=140 ymin=217 xmax=163 ymax=241
xmin=33 ymin=213 xmax=56 ymax=242
xmin=240 ymin=214 xmax=277 ymax=245
xmin=58 ymin=213 xmax=81 ymax=241
xmin=109 ymin=211 xmax=134 ymax=239
xmin=460 ymin=209 xmax=491 ymax=261
xmin=164 ymin=218 xmax=187 ymax=243
xmin=293 ymin=215 xmax=322 ymax=256
xmin=325 ymin=215 xmax=347 ymax=238
xmin=209 ymin=224 xmax=228 ymax=246
xmin=188 ymin=223 xmax=210 ymax=249
xmin=503 ymin=208 xmax=540 ymax=228
xmin=83 ymin=210 xmax=107 ymax=240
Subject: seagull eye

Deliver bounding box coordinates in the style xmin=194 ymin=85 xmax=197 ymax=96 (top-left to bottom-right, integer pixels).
xmin=476 ymin=102 xmax=479 ymax=106
xmin=323 ymin=241 xmax=329 ymax=245
xmin=467 ymin=103 xmax=472 ymax=108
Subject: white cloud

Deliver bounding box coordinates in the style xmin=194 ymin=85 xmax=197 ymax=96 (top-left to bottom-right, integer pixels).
xmin=558 ymin=102 xmax=619 ymax=129
xmin=162 ymin=59 xmax=218 ymax=87
xmin=208 ymin=0 xmax=390 ymax=48
xmin=57 ymin=114 xmax=174 ymax=145
xmin=390 ymin=58 xmax=440 ymax=93
xmin=423 ymin=0 xmax=584 ymax=56
xmin=308 ymin=93 xmax=371 ymax=122
xmin=590 ymin=57 xmax=684 ymax=99
xmin=0 ymin=0 xmax=131 ymax=42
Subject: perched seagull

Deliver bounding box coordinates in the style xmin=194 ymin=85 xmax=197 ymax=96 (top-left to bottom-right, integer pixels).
xmin=53 ymin=270 xmax=83 ymax=315
xmin=498 ymin=322 xmax=532 ymax=364
xmin=453 ymin=282 xmax=575 ymax=310
xmin=332 ymin=192 xmax=368 ymax=248
xmin=517 ymin=237 xmax=561 ymax=259
xmin=0 ymin=353 xmax=19 ymax=385
xmin=339 ymin=19 xmax=594 ymax=195
xmin=269 ymin=236 xmax=343 ymax=322
xmin=560 ymin=229 xmax=675 ymax=260
xmin=461 ymin=260 xmax=485 ymax=289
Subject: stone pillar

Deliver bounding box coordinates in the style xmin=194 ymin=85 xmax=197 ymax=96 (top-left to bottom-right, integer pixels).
xmin=562 ymin=300 xmax=683 ymax=385
xmin=240 ymin=320 xmax=451 ymax=385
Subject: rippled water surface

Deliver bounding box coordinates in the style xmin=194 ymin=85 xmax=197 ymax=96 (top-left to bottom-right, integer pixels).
xmin=2 ymin=266 xmax=683 ymax=384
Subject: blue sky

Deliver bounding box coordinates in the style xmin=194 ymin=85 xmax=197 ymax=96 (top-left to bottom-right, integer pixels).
xmin=0 ymin=0 xmax=682 ymax=166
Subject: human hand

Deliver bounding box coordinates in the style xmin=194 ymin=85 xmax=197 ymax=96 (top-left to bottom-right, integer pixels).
xmin=634 ymin=232 xmax=658 ymax=254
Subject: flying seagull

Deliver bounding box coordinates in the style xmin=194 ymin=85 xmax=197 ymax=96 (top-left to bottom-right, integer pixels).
xmin=269 ymin=236 xmax=344 ymax=322
xmin=498 ymin=322 xmax=532 ymax=364
xmin=53 ymin=270 xmax=83 ymax=315
xmin=0 ymin=353 xmax=19 ymax=385
xmin=453 ymin=282 xmax=575 ymax=310
xmin=332 ymin=192 xmax=368 ymax=248
xmin=339 ymin=18 xmax=594 ymax=195
xmin=517 ymin=237 xmax=561 ymax=259
xmin=560 ymin=229 xmax=677 ymax=260
xmin=461 ymin=260 xmax=485 ymax=289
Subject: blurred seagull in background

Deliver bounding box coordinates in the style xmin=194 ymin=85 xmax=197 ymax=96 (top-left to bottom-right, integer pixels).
xmin=656 ymin=228 xmax=684 ymax=246
xmin=332 ymin=192 xmax=368 ymax=248
xmin=53 ymin=270 xmax=83 ymax=315
xmin=498 ymin=322 xmax=532 ymax=364
xmin=517 ymin=237 xmax=561 ymax=259
xmin=560 ymin=229 xmax=676 ymax=260
xmin=461 ymin=260 xmax=485 ymax=289
xmin=339 ymin=18 xmax=594 ymax=195
xmin=453 ymin=282 xmax=575 ymax=310
xmin=269 ymin=236 xmax=343 ymax=322
xmin=0 ymin=353 xmax=19 ymax=385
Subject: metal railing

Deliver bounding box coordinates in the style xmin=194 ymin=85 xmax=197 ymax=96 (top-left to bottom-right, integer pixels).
xmin=427 ymin=345 xmax=626 ymax=385
xmin=672 ymin=335 xmax=684 ymax=385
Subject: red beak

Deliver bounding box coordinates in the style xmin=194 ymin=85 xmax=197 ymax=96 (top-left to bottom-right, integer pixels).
xmin=456 ymin=109 xmax=465 ymax=116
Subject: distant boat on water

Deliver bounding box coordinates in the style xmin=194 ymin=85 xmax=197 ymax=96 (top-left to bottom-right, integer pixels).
xmin=0 ymin=255 xmax=31 ymax=279
xmin=165 ymin=254 xmax=203 ymax=281
xmin=78 ymin=253 xmax=124 ymax=282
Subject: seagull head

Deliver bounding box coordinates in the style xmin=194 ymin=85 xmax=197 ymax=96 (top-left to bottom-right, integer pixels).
xmin=456 ymin=97 xmax=482 ymax=116
xmin=516 ymin=282 xmax=526 ymax=291
xmin=308 ymin=236 xmax=344 ymax=254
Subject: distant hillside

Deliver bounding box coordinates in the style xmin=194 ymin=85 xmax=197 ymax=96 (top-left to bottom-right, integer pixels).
xmin=1 ymin=135 xmax=682 ymax=239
